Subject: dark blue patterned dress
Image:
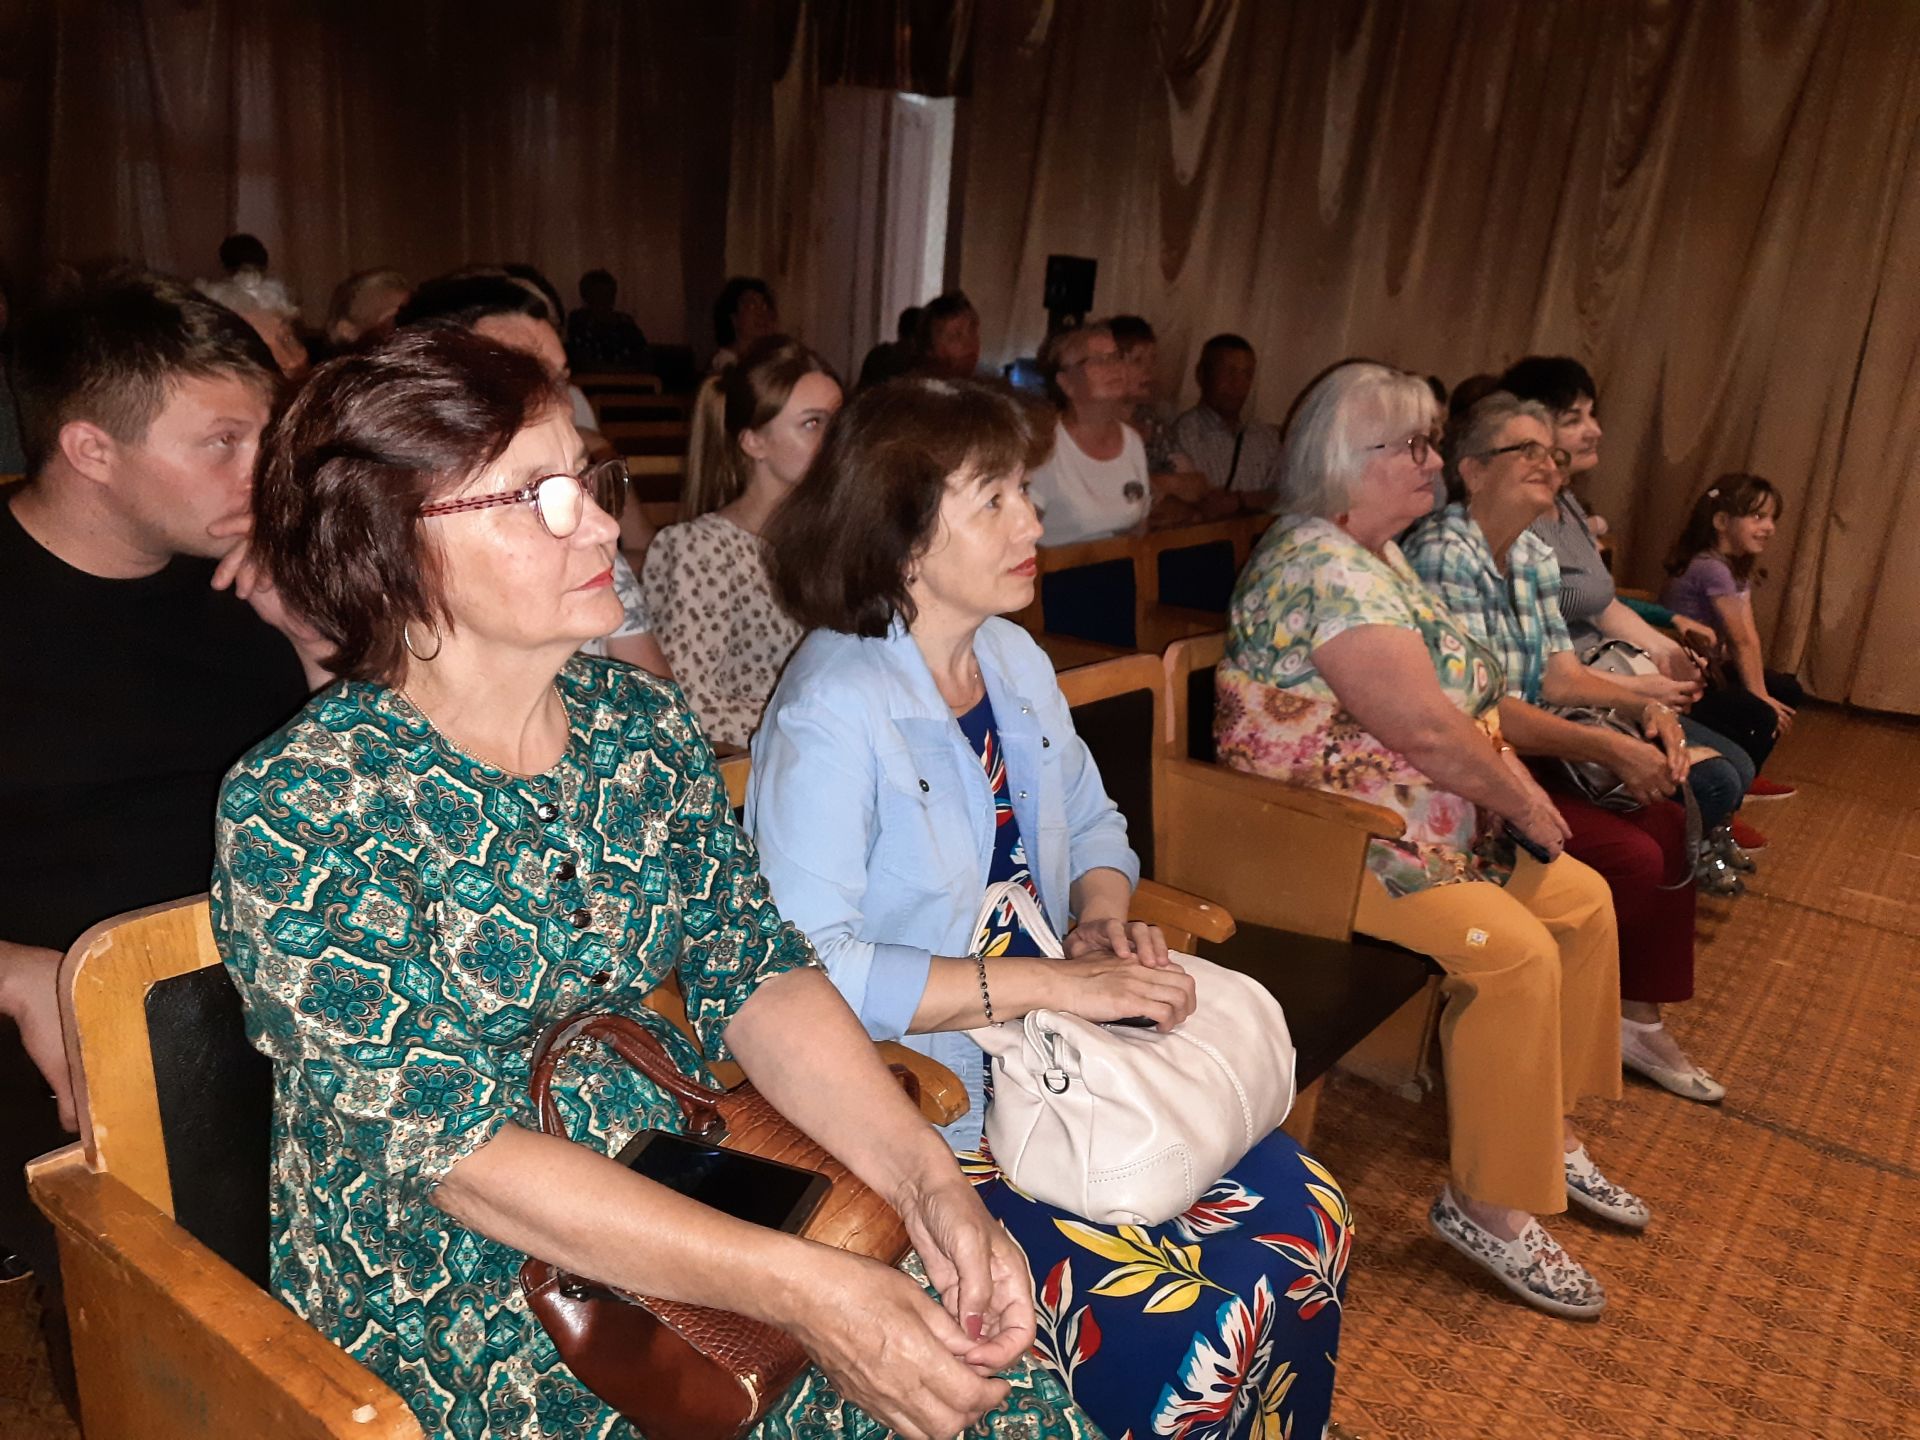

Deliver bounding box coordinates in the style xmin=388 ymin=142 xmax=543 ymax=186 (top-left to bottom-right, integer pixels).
xmin=955 ymin=693 xmax=1349 ymax=1440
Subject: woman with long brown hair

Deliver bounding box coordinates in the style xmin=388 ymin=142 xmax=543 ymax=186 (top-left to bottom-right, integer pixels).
xmin=640 ymin=336 xmax=841 ymax=746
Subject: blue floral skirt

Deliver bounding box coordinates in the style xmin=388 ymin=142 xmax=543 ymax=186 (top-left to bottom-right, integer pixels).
xmin=962 ymin=1131 xmax=1349 ymax=1440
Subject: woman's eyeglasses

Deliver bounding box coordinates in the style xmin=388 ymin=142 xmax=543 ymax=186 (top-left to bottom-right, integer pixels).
xmin=1475 ymin=440 xmax=1572 ymax=471
xmin=1367 ymin=432 xmax=1442 ymax=466
xmin=418 ymin=458 xmax=629 ymax=538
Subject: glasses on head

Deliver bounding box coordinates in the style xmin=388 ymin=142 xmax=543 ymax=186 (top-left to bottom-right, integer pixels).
xmin=1069 ymin=350 xmax=1127 ymax=370
xmin=418 ymin=458 xmax=629 ymax=538
xmin=1476 ymin=440 xmax=1572 ymax=471
xmin=1367 ymin=432 xmax=1440 ymax=466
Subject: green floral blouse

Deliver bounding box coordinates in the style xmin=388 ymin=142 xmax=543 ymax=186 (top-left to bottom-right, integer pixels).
xmin=211 ymin=658 xmax=1092 ymax=1440
xmin=1218 ymin=515 xmax=1513 ymax=896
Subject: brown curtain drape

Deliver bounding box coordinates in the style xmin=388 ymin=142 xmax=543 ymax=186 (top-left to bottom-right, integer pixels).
xmin=3 ymin=0 xmax=746 ymax=346
xmin=953 ymin=0 xmax=1920 ymax=713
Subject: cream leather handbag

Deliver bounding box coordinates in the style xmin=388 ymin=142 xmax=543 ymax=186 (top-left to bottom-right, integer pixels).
xmin=967 ymin=882 xmax=1296 ymax=1226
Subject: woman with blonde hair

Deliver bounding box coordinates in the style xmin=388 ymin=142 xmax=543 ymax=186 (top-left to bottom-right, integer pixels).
xmin=641 ymin=336 xmax=841 ymax=745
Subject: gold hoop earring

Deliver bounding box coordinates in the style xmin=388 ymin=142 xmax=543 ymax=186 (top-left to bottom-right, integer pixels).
xmin=402 ymin=619 xmax=443 ymax=662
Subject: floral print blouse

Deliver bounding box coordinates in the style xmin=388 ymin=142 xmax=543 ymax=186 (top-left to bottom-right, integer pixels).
xmin=210 ymin=658 xmax=1088 ymax=1439
xmin=1217 ymin=515 xmax=1511 ymax=896
xmin=640 ymin=513 xmax=804 ymax=748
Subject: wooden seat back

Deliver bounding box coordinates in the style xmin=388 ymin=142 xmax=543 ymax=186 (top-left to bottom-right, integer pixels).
xmin=1010 ymin=513 xmax=1272 ymax=653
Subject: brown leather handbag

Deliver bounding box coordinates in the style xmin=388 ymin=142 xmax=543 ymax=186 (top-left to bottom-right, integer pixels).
xmin=517 ymin=1012 xmax=913 ymax=1440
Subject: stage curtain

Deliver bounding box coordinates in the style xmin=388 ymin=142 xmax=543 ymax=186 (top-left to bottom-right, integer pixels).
xmin=952 ymin=0 xmax=1920 ymax=712
xmin=3 ymin=0 xmax=744 ymax=346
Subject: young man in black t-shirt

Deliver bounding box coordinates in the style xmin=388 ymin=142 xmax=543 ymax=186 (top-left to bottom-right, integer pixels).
xmin=0 ymin=269 xmax=322 ymax=1406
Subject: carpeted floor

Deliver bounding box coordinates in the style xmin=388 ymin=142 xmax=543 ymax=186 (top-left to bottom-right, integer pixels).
xmin=1312 ymin=703 xmax=1920 ymax=1440
xmin=1 ymin=703 xmax=1914 ymax=1439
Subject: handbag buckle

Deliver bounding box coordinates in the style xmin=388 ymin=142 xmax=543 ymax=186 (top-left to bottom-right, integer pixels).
xmin=1043 ymin=1068 xmax=1071 ymax=1094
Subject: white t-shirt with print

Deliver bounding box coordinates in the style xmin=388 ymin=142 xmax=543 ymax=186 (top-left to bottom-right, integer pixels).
xmin=1028 ymin=420 xmax=1151 ymax=546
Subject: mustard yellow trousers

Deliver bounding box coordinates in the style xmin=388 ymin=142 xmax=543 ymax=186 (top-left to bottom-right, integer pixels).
xmin=1354 ymin=853 xmax=1622 ymax=1213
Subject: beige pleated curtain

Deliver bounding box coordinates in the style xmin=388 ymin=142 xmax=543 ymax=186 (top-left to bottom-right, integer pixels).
xmin=0 ymin=1 xmax=740 ymax=352
xmin=943 ymin=0 xmax=1920 ymax=713
xmin=7 ymin=0 xmax=1919 ymax=711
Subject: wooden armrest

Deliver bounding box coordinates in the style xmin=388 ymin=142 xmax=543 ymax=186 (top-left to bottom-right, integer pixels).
xmin=1160 ymin=756 xmax=1406 ymax=837
xmin=27 ymin=1147 xmax=421 ymax=1438
xmin=876 ymin=1042 xmax=970 ymax=1127
xmin=1131 ymin=878 xmax=1236 ymax=944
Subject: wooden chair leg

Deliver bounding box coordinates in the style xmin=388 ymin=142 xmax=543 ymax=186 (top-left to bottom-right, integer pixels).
xmin=1280 ymin=1075 xmax=1324 ymax=1146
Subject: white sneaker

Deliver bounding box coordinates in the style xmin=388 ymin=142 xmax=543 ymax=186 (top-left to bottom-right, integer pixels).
xmin=1621 ymin=1020 xmax=1727 ymax=1104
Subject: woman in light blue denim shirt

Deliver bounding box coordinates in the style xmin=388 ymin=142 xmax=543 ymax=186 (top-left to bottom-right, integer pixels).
xmin=747 ymin=376 xmax=1348 ymax=1440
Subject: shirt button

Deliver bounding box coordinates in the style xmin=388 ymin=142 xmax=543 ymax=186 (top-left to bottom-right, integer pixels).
xmin=589 ymin=970 xmax=612 ymax=986
xmin=569 ymin=907 xmax=593 ymax=929
xmin=535 ymin=802 xmax=559 ymax=823
xmin=1042 ymin=736 xmax=1051 ymax=748
xmin=555 ymin=860 xmax=577 ymax=882
xmin=918 ymin=778 xmax=930 ymax=792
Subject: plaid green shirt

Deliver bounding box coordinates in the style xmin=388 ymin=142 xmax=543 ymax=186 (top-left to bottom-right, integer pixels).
xmin=1402 ymin=502 xmax=1571 ymax=703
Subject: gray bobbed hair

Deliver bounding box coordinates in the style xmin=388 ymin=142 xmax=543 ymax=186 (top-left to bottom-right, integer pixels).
xmin=1278 ymin=362 xmax=1437 ymax=519
xmin=1441 ymin=392 xmax=1555 ymax=503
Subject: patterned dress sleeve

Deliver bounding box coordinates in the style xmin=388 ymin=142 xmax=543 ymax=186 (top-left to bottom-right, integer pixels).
xmin=211 ymin=734 xmax=514 ymax=1209
xmin=657 ymin=705 xmax=819 ymax=1064
xmin=641 ymin=524 xmax=736 ymax=744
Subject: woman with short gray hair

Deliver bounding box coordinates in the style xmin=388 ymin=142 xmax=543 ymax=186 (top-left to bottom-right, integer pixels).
xmin=1217 ymin=361 xmax=1643 ymax=1320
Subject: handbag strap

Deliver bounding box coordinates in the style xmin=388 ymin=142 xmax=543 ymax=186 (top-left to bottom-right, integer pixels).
xmin=969 ymin=880 xmax=1066 ymax=960
xmin=528 ymin=1012 xmax=728 ymax=1141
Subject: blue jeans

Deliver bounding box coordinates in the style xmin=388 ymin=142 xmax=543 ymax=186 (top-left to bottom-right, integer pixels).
xmin=1680 ymin=714 xmax=1754 ymax=829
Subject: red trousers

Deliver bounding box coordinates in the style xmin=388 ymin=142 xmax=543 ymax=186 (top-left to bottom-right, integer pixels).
xmin=1545 ymin=787 xmax=1697 ymax=1004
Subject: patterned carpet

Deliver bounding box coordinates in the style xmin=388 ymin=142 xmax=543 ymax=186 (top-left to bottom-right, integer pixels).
xmin=1312 ymin=703 xmax=1920 ymax=1440
xmin=2 ymin=704 xmax=1914 ymax=1439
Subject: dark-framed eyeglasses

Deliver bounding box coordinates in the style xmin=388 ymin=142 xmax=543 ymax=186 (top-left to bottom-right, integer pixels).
xmin=1475 ymin=440 xmax=1572 ymax=471
xmin=1367 ymin=432 xmax=1441 ymax=466
xmin=418 ymin=458 xmax=629 ymax=538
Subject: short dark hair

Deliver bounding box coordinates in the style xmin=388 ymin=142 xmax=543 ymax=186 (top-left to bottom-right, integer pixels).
xmin=11 ymin=266 xmax=277 ymax=475
xmin=1196 ymin=333 xmax=1255 ymax=377
xmin=579 ymin=268 xmax=616 ymax=300
xmin=713 ymin=276 xmax=774 ymax=348
xmin=253 ymin=328 xmax=560 ymax=682
xmin=502 ymin=264 xmax=566 ymax=326
xmin=769 ymin=376 xmax=1053 ymax=637
xmin=219 ymin=233 xmax=269 ymax=274
xmin=1498 ymin=355 xmax=1598 ymax=415
xmin=398 ymin=273 xmax=554 ymax=332
xmin=1106 ymin=314 xmax=1156 ymax=351
xmin=896 ymin=305 xmax=924 ymax=344
xmin=913 ymin=291 xmax=976 ymax=350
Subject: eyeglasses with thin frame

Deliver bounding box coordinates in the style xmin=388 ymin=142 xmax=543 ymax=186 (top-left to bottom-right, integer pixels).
xmin=1366 ymin=432 xmax=1441 ymax=466
xmin=1474 ymin=440 xmax=1572 ymax=472
xmin=418 ymin=458 xmax=629 ymax=538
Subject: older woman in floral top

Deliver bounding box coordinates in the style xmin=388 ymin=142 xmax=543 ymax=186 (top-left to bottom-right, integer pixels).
xmin=212 ymin=330 xmax=1095 ymax=1440
xmin=1218 ymin=361 xmax=1646 ymax=1321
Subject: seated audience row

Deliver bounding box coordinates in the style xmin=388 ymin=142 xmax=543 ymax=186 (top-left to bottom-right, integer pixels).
xmin=0 ymin=264 xmax=1808 ymax=1440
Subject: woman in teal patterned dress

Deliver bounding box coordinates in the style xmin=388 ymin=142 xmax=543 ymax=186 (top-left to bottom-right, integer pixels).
xmin=211 ymin=329 xmax=1098 ymax=1440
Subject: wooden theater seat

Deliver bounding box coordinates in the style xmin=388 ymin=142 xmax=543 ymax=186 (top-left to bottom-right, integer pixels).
xmin=27 ymin=896 xmax=966 ymax=1439
xmin=1054 ymin=647 xmax=1436 ymax=1140
xmin=1158 ymin=634 xmax=1444 ymax=1107
xmin=1009 ymin=512 xmax=1273 ymax=654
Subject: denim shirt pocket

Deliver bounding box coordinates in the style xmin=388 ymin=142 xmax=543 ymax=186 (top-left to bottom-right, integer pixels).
xmin=872 ymin=742 xmax=978 ymax=893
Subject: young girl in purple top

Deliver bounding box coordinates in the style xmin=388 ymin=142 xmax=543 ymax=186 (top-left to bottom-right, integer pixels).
xmin=1661 ymin=474 xmax=1807 ymax=774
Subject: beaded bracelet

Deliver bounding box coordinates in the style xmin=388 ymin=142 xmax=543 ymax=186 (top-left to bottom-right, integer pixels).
xmin=974 ymin=953 xmax=996 ymax=1025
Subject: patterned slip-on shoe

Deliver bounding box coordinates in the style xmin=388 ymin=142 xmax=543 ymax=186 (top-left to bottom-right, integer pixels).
xmin=1710 ymin=827 xmax=1759 ymax=874
xmin=1428 ymin=1187 xmax=1607 ymax=1320
xmin=1563 ymin=1144 xmax=1652 ymax=1230
xmin=1621 ymin=1024 xmax=1727 ymax=1105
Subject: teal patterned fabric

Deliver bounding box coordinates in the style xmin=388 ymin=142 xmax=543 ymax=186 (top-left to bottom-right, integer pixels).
xmin=211 ymin=657 xmax=1096 ymax=1440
